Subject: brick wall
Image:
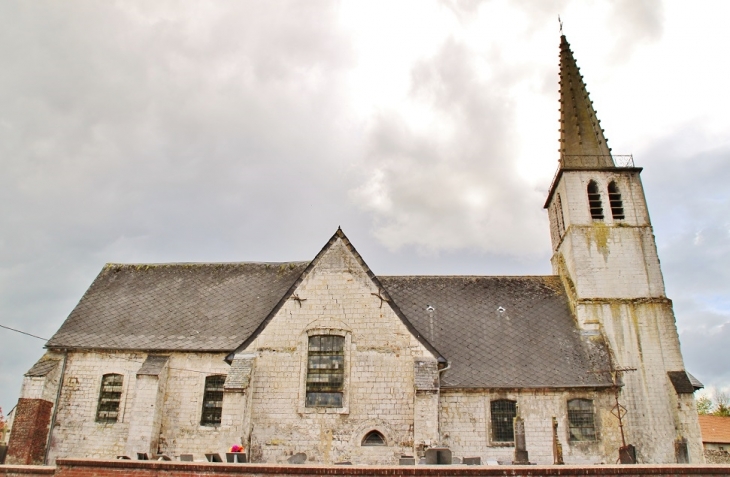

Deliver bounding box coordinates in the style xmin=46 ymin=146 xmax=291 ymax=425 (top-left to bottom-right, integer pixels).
xmin=0 ymin=465 xmax=55 ymax=477
xmin=5 ymin=399 xmax=54 ymax=465
xmin=9 ymin=458 xmax=726 ymax=477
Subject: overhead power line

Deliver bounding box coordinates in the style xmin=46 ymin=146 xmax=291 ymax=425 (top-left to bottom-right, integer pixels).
xmin=0 ymin=324 xmax=49 ymax=341
xmin=0 ymin=323 xmax=228 ymax=376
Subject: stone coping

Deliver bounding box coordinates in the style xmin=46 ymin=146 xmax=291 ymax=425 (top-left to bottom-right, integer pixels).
xmin=0 ymin=466 xmax=55 ymax=475
xmin=41 ymin=459 xmax=730 ymax=475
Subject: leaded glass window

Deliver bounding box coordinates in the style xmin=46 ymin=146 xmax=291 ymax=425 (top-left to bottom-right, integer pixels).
xmin=201 ymin=375 xmax=225 ymax=425
xmin=96 ymin=373 xmax=123 ymax=423
xmin=306 ymin=335 xmax=344 ymax=408
xmin=491 ymin=399 xmax=516 ymax=442
xmin=568 ymin=399 xmax=596 ymax=441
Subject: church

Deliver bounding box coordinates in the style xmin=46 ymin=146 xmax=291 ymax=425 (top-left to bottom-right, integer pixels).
xmin=6 ymin=35 xmax=704 ymax=466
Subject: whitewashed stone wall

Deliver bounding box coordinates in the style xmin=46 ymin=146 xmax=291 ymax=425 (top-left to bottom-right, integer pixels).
xmin=125 ymin=360 xmax=169 ymax=456
xmin=439 ymin=390 xmax=619 ymax=465
xmin=48 ymin=351 xmax=141 ymax=461
xmin=47 ymin=351 xmax=248 ymax=462
xmin=576 ymin=302 xmax=704 ymax=463
xmin=18 ymin=355 xmax=63 ymax=404
xmin=547 ymin=168 xmax=705 ymax=464
xmin=242 ymin=237 xmax=435 ymax=464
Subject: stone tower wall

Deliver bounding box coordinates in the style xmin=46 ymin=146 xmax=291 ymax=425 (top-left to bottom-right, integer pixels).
xmin=547 ymin=168 xmax=704 ymax=464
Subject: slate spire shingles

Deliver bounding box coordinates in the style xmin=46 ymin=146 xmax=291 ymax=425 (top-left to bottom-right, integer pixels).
xmin=559 ymin=35 xmax=613 ymax=168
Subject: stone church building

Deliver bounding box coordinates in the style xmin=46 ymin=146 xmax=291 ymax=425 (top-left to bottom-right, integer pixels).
xmin=6 ymin=36 xmax=703 ymax=466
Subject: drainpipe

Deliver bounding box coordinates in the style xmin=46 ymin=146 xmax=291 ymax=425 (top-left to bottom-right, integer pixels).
xmin=436 ymin=360 xmax=451 ymax=446
xmin=44 ymin=349 xmax=68 ymax=465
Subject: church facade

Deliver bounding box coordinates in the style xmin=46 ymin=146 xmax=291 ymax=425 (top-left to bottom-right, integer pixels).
xmin=6 ymin=36 xmax=703 ymax=466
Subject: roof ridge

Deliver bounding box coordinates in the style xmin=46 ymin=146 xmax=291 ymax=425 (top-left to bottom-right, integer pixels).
xmin=104 ymin=261 xmax=310 ymax=267
xmin=380 ymin=274 xmax=560 ymax=279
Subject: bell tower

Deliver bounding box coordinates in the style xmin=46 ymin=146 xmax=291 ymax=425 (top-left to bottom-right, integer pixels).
xmin=544 ymin=35 xmax=704 ymax=463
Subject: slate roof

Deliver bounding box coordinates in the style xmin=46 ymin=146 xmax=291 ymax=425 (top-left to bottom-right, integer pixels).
xmin=25 ymin=358 xmax=60 ymax=377
xmin=46 ymin=260 xmax=612 ymax=389
xmin=137 ymin=355 xmax=169 ymax=376
xmin=46 ymin=262 xmax=308 ymax=351
xmin=379 ymin=276 xmax=612 ymax=389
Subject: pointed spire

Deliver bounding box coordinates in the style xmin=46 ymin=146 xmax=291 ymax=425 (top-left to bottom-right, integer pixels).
xmin=558 ymin=35 xmax=613 ymax=168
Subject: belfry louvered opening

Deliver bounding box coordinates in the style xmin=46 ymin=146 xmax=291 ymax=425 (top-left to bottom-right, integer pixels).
xmin=96 ymin=373 xmax=123 ymax=423
xmin=587 ymin=180 xmax=604 ymax=220
xmin=201 ymin=375 xmax=225 ymax=425
xmin=306 ymin=335 xmax=345 ymax=407
xmin=608 ymin=181 xmax=624 ymax=219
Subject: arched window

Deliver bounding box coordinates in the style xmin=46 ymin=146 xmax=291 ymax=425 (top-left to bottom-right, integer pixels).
xmin=608 ymin=181 xmax=624 ymax=220
xmin=96 ymin=373 xmax=123 ymax=423
xmin=587 ymin=181 xmax=604 ymax=220
xmin=306 ymin=335 xmax=345 ymax=408
xmin=567 ymin=399 xmax=596 ymax=441
xmin=490 ymin=399 xmax=517 ymax=442
xmin=201 ymin=375 xmax=225 ymax=425
xmin=362 ymin=430 xmax=386 ymax=446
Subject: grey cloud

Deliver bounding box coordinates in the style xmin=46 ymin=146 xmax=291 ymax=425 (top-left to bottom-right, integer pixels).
xmin=352 ymin=39 xmax=550 ymax=256
xmin=607 ymin=0 xmax=664 ymax=63
xmin=681 ymin=322 xmax=730 ymax=390
xmin=639 ymin=136 xmax=730 ymax=391
xmin=0 ymin=1 xmax=362 ymax=410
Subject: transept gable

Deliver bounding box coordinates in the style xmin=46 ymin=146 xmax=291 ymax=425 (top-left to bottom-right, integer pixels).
xmin=226 ymin=228 xmax=443 ymax=362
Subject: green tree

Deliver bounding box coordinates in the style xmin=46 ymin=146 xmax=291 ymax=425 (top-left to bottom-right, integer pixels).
xmin=697 ymin=395 xmax=713 ymax=415
xmin=715 ymin=393 xmax=730 ymax=417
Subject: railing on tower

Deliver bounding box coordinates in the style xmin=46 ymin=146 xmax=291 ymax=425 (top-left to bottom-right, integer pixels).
xmin=546 ymin=155 xmax=635 ymax=206
xmin=561 ymin=154 xmax=635 ymax=168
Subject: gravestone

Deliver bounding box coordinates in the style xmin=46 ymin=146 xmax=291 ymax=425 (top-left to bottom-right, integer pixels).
xmin=513 ymin=416 xmax=529 ymax=464
xmin=552 ymin=417 xmax=564 ymax=465
xmin=425 ymin=447 xmax=452 ymax=465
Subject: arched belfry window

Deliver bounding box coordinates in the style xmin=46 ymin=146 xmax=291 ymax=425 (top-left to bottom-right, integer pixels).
xmin=608 ymin=181 xmax=624 ymax=220
xmin=362 ymin=430 xmax=386 ymax=446
xmin=587 ymin=181 xmax=604 ymax=220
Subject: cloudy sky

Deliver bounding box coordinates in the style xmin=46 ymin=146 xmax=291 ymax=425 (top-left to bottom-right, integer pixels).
xmin=1 ymin=0 xmax=729 ymax=413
